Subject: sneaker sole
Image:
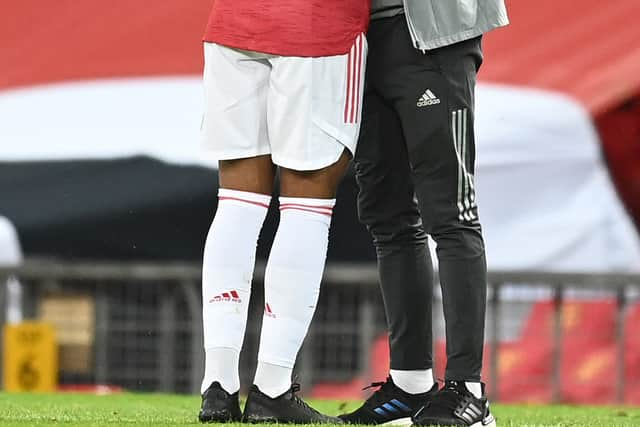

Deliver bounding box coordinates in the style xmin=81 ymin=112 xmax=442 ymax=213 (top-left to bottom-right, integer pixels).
xmin=470 ymin=419 xmax=496 ymax=427
xmin=411 ymin=418 xmax=496 ymax=427
xmin=245 ymin=416 xmax=341 ymax=424
xmin=199 ymin=413 xmax=239 ymax=423
xmin=243 ymin=415 xmax=278 ymax=424
xmin=380 ymin=416 xmax=412 ymax=426
xmin=245 ymin=415 xmax=341 ymax=424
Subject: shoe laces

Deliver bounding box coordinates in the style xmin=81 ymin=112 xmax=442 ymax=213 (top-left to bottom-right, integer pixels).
xmin=288 ymin=383 xmax=322 ymax=415
xmin=361 ymin=377 xmax=397 ymax=408
xmin=427 ymin=381 xmax=473 ymax=412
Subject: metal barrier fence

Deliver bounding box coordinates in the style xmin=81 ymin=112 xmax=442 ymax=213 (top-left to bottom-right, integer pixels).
xmin=1 ymin=259 xmax=639 ymax=403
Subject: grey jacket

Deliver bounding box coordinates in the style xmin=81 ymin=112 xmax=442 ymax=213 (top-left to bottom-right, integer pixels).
xmin=402 ymin=0 xmax=509 ymax=50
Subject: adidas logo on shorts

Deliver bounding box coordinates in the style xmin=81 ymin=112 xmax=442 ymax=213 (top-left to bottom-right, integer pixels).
xmin=417 ymin=89 xmax=441 ymax=107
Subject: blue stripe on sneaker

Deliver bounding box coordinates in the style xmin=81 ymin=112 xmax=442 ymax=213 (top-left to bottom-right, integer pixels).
xmin=390 ymin=399 xmax=411 ymax=412
xmin=382 ymin=403 xmax=398 ymax=413
xmin=373 ymin=407 xmax=387 ymax=416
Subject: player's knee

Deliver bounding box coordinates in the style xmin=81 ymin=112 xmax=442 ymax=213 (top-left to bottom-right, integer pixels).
xmin=279 ymin=174 xmax=335 ymax=199
xmin=429 ymin=222 xmax=485 ymax=258
xmin=367 ymin=218 xmax=428 ymax=248
xmin=218 ymin=156 xmax=276 ymax=195
xmin=280 ymin=152 xmax=351 ymax=198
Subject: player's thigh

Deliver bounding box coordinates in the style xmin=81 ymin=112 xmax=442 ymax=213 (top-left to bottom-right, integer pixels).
xmin=354 ymin=87 xmax=421 ymax=233
xmin=267 ymin=34 xmax=367 ymax=173
xmin=393 ymin=38 xmax=482 ymax=228
xmin=218 ymin=155 xmax=276 ymax=196
xmin=279 ymin=149 xmax=351 ymax=199
xmin=201 ymin=43 xmax=271 ymax=161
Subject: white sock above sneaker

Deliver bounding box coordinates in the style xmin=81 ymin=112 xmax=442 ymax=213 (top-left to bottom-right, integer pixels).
xmin=202 ymin=348 xmax=240 ymax=394
xmin=201 ymin=188 xmax=271 ymax=394
xmin=465 ymin=381 xmax=482 ymax=399
xmin=254 ymin=196 xmax=335 ymax=398
xmin=390 ymin=369 xmax=435 ymax=394
xmin=253 ymin=361 xmax=292 ymax=398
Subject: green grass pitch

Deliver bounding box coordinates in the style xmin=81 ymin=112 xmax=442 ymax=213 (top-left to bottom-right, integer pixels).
xmin=1 ymin=392 xmax=639 ymax=426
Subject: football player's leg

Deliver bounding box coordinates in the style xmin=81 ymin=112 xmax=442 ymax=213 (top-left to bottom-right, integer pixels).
xmin=394 ymin=36 xmax=487 ymax=389
xmin=355 ymin=88 xmax=435 ymax=387
xmin=358 ymin=15 xmax=436 ymax=398
xmin=200 ymin=43 xmax=273 ymax=407
xmin=252 ymin=151 xmax=349 ymax=400
xmin=339 ymin=86 xmax=438 ymax=426
xmin=251 ymin=44 xmax=363 ymax=401
xmin=241 ymin=153 xmax=351 ymax=424
xmin=201 ymin=168 xmax=273 ymax=394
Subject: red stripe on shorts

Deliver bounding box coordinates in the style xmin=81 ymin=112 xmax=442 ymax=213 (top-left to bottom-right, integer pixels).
xmin=353 ymin=35 xmax=363 ymax=124
xmin=344 ymin=45 xmax=353 ymax=123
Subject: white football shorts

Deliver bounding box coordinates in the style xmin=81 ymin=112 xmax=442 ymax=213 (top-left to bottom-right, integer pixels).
xmin=201 ymin=35 xmax=367 ymax=171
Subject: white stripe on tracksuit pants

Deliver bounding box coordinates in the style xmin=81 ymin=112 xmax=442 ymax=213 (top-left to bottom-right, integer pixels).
xmin=452 ymin=108 xmax=477 ymax=222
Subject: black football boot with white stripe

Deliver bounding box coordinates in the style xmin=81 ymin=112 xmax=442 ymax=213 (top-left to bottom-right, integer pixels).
xmin=198 ymin=381 xmax=242 ymax=423
xmin=411 ymin=381 xmax=496 ymax=427
xmin=340 ymin=377 xmax=438 ymax=425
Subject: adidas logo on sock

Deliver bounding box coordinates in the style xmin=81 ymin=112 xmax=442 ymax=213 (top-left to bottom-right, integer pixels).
xmin=417 ymin=89 xmax=441 ymax=107
xmin=209 ymin=290 xmax=242 ymax=303
xmin=264 ymin=303 xmax=276 ymax=318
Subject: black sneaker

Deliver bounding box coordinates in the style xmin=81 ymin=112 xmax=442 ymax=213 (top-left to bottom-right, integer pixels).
xmin=340 ymin=377 xmax=438 ymax=425
xmin=198 ymin=381 xmax=242 ymax=423
xmin=243 ymin=383 xmax=342 ymax=424
xmin=412 ymin=381 xmax=496 ymax=427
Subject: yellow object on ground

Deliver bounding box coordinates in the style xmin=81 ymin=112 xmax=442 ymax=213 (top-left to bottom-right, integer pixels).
xmin=3 ymin=321 xmax=57 ymax=392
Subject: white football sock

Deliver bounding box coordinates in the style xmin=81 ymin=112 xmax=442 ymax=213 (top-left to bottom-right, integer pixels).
xmin=390 ymin=369 xmax=435 ymax=394
xmin=465 ymin=381 xmax=482 ymax=399
xmin=203 ymin=348 xmax=240 ymax=394
xmin=201 ymin=188 xmax=271 ymax=394
xmin=253 ymin=361 xmax=293 ymax=398
xmin=254 ymin=196 xmax=335 ymax=398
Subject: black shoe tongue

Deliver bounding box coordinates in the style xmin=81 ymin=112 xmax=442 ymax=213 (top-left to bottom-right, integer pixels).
xmin=445 ymin=380 xmax=465 ymax=390
xmin=285 ymin=390 xmax=297 ymax=401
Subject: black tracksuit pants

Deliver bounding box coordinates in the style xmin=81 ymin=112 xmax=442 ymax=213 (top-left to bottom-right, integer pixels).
xmin=355 ymin=15 xmax=486 ymax=381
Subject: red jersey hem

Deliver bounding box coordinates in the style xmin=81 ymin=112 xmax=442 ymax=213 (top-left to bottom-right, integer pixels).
xmin=202 ymin=32 xmax=361 ymax=57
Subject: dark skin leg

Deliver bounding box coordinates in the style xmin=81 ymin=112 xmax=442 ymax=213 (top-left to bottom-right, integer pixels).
xmin=280 ymin=150 xmax=351 ymax=198
xmin=218 ymin=155 xmax=276 ymax=195
xmin=219 ymin=150 xmax=352 ymax=198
